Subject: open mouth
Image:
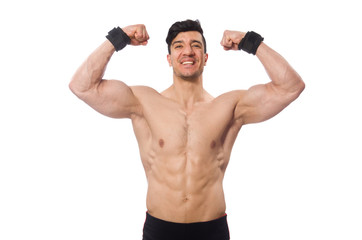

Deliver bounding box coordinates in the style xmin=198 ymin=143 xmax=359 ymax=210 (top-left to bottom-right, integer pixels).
xmin=182 ymin=61 xmax=194 ymax=65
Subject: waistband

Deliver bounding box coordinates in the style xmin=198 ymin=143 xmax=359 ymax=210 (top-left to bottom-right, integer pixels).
xmin=143 ymin=212 xmax=230 ymax=240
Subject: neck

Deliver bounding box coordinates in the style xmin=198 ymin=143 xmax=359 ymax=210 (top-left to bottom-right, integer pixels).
xmin=171 ymin=75 xmax=205 ymax=109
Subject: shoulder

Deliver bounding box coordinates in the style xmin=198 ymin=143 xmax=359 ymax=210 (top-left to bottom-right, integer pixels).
xmin=128 ymin=86 xmax=162 ymax=118
xmin=211 ymin=90 xmax=251 ymax=126
xmin=130 ymin=85 xmax=166 ymax=103
xmin=204 ymin=90 xmax=248 ymax=118
xmin=130 ymin=85 xmax=176 ymax=113
xmin=131 ymin=85 xmax=160 ymax=96
xmin=213 ymin=90 xmax=247 ymax=105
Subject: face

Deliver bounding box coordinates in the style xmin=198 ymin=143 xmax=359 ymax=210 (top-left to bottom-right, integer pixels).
xmin=167 ymin=31 xmax=208 ymax=81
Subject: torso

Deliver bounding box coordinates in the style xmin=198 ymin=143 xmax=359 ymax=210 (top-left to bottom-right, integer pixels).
xmin=131 ymin=86 xmax=243 ymax=223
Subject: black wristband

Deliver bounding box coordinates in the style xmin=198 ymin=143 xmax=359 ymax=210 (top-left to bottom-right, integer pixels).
xmin=106 ymin=27 xmax=131 ymax=52
xmin=238 ymin=31 xmax=264 ymax=55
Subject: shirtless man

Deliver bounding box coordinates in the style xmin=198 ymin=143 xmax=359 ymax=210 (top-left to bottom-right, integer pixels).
xmin=69 ymin=20 xmax=305 ymax=240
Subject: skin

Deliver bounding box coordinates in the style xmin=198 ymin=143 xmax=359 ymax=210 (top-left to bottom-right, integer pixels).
xmin=69 ymin=24 xmax=305 ymax=223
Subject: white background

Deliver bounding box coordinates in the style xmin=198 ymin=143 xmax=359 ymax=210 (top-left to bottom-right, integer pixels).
xmin=1 ymin=0 xmax=361 ymax=239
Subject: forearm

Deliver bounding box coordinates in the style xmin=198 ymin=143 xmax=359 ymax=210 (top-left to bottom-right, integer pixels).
xmin=69 ymin=40 xmax=115 ymax=95
xmin=256 ymin=43 xmax=305 ymax=94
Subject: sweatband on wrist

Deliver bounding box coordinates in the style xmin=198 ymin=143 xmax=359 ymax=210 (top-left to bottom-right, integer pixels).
xmin=238 ymin=31 xmax=264 ymax=55
xmin=106 ymin=27 xmax=131 ymax=52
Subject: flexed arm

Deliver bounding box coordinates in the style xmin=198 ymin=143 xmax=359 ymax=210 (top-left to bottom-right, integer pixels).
xmin=221 ymin=30 xmax=305 ymax=124
xmin=69 ymin=24 xmax=149 ymax=118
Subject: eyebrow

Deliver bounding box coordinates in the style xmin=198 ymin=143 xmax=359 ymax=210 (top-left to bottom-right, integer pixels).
xmin=172 ymin=40 xmax=203 ymax=46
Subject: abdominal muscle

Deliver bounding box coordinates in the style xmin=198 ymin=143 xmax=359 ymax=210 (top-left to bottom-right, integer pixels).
xmin=144 ymin=148 xmax=228 ymax=223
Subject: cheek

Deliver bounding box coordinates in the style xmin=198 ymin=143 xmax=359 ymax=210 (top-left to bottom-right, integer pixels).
xmin=167 ymin=54 xmax=179 ymax=67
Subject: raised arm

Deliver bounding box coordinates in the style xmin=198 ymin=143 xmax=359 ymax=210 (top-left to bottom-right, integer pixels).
xmin=221 ymin=30 xmax=305 ymax=124
xmin=69 ymin=24 xmax=149 ymax=118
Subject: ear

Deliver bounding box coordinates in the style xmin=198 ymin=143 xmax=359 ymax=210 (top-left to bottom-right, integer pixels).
xmin=167 ymin=54 xmax=172 ymax=66
xmin=204 ymin=53 xmax=208 ymax=66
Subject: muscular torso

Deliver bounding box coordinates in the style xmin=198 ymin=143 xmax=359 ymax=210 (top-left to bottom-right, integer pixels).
xmin=69 ymin=32 xmax=303 ymax=224
xmin=131 ymin=86 xmax=243 ymax=223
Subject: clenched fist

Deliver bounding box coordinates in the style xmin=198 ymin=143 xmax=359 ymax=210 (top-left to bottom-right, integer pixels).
xmin=122 ymin=24 xmax=150 ymax=46
xmin=220 ymin=30 xmax=246 ymax=51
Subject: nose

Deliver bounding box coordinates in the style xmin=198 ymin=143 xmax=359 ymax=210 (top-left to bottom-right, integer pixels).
xmin=183 ymin=44 xmax=195 ymax=56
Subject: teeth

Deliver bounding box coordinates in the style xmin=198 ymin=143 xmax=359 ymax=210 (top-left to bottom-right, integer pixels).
xmin=182 ymin=61 xmax=194 ymax=65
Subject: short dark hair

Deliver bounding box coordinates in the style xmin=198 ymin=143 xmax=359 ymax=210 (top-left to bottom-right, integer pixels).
xmin=166 ymin=19 xmax=207 ymax=54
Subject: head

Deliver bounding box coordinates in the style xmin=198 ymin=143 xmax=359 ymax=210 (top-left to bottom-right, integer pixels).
xmin=166 ymin=19 xmax=207 ymax=54
xmin=166 ymin=20 xmax=208 ymax=81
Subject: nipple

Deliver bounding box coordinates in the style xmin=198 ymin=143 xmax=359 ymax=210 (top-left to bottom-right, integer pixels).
xmin=210 ymin=140 xmax=216 ymax=149
xmin=159 ymin=139 xmax=165 ymax=148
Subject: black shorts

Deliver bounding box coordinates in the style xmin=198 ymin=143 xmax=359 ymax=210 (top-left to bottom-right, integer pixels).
xmin=142 ymin=212 xmax=230 ymax=240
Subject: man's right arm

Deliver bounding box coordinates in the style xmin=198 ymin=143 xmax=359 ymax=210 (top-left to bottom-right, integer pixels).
xmin=69 ymin=25 xmax=149 ymax=119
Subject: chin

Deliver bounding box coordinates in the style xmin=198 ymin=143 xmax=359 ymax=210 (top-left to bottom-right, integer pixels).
xmin=181 ymin=77 xmax=197 ymax=82
xmin=180 ymin=74 xmax=200 ymax=81
xmin=179 ymin=70 xmax=204 ymax=81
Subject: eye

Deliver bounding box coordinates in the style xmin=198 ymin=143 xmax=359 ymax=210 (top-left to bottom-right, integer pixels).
xmin=192 ymin=44 xmax=201 ymax=48
xmin=174 ymin=45 xmax=182 ymax=49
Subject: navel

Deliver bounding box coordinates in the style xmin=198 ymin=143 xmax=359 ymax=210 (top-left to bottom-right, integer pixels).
xmin=182 ymin=194 xmax=191 ymax=202
xmin=159 ymin=139 xmax=165 ymax=148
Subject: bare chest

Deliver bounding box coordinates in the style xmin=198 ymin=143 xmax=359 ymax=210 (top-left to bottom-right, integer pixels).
xmin=133 ymin=100 xmax=239 ymax=156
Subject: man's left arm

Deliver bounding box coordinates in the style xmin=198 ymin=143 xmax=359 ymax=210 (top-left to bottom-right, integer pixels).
xmin=221 ymin=30 xmax=305 ymax=124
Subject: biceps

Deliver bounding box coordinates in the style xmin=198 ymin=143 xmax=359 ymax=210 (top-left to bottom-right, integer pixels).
xmin=83 ymin=79 xmax=140 ymax=118
xmin=236 ymin=83 xmax=291 ymax=124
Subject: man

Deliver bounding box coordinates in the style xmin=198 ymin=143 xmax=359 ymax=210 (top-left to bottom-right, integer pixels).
xmin=69 ymin=20 xmax=305 ymax=240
